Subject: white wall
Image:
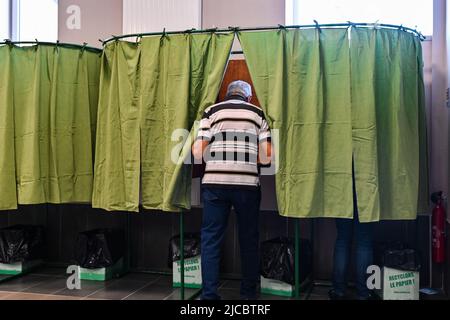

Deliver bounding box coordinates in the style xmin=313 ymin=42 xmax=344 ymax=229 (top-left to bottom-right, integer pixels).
xmin=202 ymin=0 xmax=285 ymax=28
xmin=123 ymin=0 xmax=201 ymax=35
xmin=202 ymin=0 xmax=285 ymax=55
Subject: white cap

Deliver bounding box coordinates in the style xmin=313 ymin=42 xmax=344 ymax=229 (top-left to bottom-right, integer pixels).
xmin=226 ymin=80 xmax=252 ymax=99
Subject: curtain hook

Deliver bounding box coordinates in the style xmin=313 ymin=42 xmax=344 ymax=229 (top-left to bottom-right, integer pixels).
xmin=80 ymin=42 xmax=87 ymax=56
xmin=160 ymin=28 xmax=169 ymax=46
xmin=419 ymin=31 xmax=426 ymax=41
xmin=135 ymin=35 xmax=142 ymax=45
xmin=373 ymin=20 xmax=381 ymax=30
xmin=347 ymin=21 xmax=356 ymax=30
xmin=277 ymin=24 xmax=288 ymax=34
xmin=313 ymin=20 xmax=322 ymax=33
xmin=228 ymin=26 xmax=240 ymax=34
xmin=183 ymin=28 xmax=197 ymax=39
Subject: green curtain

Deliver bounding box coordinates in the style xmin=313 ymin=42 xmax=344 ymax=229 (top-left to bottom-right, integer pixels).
xmin=350 ymin=28 xmax=428 ymax=221
xmin=239 ymin=28 xmax=428 ymax=222
xmin=239 ymin=28 xmax=354 ymax=219
xmin=92 ymin=33 xmax=234 ymax=212
xmin=0 ymin=44 xmax=100 ymax=210
xmin=0 ymin=46 xmax=16 ymax=210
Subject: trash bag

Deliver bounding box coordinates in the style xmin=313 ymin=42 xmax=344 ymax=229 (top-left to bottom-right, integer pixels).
xmin=168 ymin=233 xmax=201 ymax=266
xmin=0 ymin=225 xmax=46 ymax=264
xmin=260 ymin=237 xmax=312 ymax=286
xmin=375 ymin=242 xmax=421 ymax=272
xmin=75 ymin=229 xmax=125 ymax=269
xmin=383 ymin=248 xmax=421 ymax=272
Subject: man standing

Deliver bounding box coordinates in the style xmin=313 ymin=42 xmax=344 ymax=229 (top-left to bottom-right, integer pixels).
xmin=192 ymin=80 xmax=272 ymax=300
xmin=329 ymin=163 xmax=376 ymax=300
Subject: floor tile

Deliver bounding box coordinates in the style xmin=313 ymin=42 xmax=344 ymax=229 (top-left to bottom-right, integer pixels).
xmin=2 ymin=292 xmax=80 ymax=300
xmin=217 ymin=288 xmax=241 ymax=300
xmin=39 ymin=295 xmax=83 ymax=300
xmin=54 ymin=279 xmax=115 ymax=298
xmin=309 ymin=293 xmax=330 ymax=300
xmin=32 ymin=267 xmax=68 ymax=278
xmin=163 ymin=288 xmax=201 ymax=300
xmin=24 ymin=277 xmax=68 ymax=295
xmin=125 ymin=285 xmax=175 ymax=300
xmin=117 ymin=273 xmax=160 ymax=283
xmin=0 ymin=275 xmax=48 ymax=292
xmin=0 ymin=274 xmax=16 ymax=282
xmin=84 ymin=278 xmax=154 ymax=300
xmin=219 ymin=280 xmax=240 ymax=289
xmin=148 ymin=275 xmax=174 ymax=287
xmin=0 ymin=291 xmax=14 ymax=299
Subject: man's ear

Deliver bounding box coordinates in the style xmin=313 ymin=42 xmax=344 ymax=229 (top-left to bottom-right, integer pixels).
xmin=247 ymin=95 xmax=253 ymax=103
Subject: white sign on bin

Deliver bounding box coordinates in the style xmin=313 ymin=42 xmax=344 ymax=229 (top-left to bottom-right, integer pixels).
xmin=173 ymin=255 xmax=202 ymax=288
xmin=382 ymin=267 xmax=420 ymax=300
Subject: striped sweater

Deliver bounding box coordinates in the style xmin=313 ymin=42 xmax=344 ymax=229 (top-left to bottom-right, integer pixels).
xmin=197 ymin=96 xmax=271 ymax=189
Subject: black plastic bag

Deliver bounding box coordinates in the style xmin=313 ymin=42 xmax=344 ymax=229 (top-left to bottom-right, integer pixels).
xmin=0 ymin=225 xmax=46 ymax=264
xmin=260 ymin=237 xmax=312 ymax=286
xmin=75 ymin=229 xmax=125 ymax=269
xmin=375 ymin=242 xmax=421 ymax=272
xmin=383 ymin=248 xmax=421 ymax=272
xmin=168 ymin=233 xmax=201 ymax=266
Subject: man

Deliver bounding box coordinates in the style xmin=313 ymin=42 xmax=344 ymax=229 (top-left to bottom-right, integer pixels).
xmin=329 ymin=163 xmax=376 ymax=300
xmin=192 ymin=80 xmax=272 ymax=300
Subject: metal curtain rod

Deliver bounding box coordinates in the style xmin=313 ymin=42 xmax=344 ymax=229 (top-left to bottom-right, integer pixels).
xmin=0 ymin=40 xmax=102 ymax=53
xmin=101 ymin=22 xmax=426 ymax=45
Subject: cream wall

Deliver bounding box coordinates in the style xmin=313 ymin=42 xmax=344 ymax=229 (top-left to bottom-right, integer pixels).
xmin=58 ymin=0 xmax=122 ymax=48
xmin=202 ymin=0 xmax=285 ymax=28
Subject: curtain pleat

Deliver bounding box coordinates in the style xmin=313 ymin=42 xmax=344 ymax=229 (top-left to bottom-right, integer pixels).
xmin=0 ymin=44 xmax=100 ymax=209
xmin=0 ymin=46 xmax=17 ymax=210
xmin=93 ymin=33 xmax=234 ymax=212
xmin=351 ymin=28 xmax=428 ymax=221
xmin=239 ymin=28 xmax=428 ymax=222
xmin=239 ymin=29 xmax=354 ymax=219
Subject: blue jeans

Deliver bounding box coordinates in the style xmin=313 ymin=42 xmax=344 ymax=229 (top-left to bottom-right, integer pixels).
xmin=200 ymin=187 xmax=261 ymax=300
xmin=332 ymin=214 xmax=374 ymax=299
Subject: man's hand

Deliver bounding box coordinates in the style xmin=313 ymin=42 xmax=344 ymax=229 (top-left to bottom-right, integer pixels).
xmin=192 ymin=139 xmax=210 ymax=162
xmin=258 ymin=140 xmax=272 ymax=165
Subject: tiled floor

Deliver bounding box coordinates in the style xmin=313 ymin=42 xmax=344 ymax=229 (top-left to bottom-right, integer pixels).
xmin=1 ymin=267 xmax=387 ymax=300
xmin=0 ymin=267 xmax=306 ymax=300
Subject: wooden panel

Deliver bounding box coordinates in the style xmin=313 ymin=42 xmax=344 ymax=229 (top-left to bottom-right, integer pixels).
xmin=193 ymin=59 xmax=262 ymax=179
xmin=217 ymin=60 xmax=261 ymax=107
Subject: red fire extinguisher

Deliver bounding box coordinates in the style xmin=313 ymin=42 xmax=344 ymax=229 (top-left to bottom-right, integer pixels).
xmin=431 ymin=192 xmax=446 ymax=264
